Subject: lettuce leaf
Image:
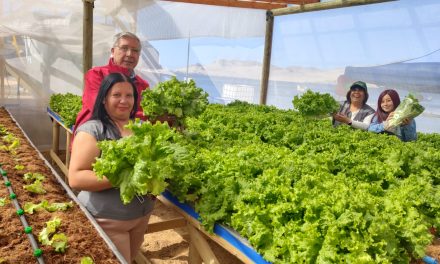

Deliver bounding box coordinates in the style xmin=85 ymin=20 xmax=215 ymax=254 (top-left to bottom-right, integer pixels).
xmin=93 ymin=120 xmax=185 ymax=204
xmin=141 ymin=77 xmax=209 ymax=127
xmin=23 ymin=172 xmax=45 ymax=182
xmin=38 ymin=217 xmax=62 ymax=246
xmin=0 ymin=198 xmax=9 ymax=206
xmin=388 ymin=94 xmax=424 ymax=127
xmin=80 ymin=257 xmax=94 ymax=264
xmin=51 ymin=233 xmax=68 ymax=253
xmin=292 ymin=89 xmax=339 ymax=117
xmin=23 ymin=180 xmax=46 ymax=194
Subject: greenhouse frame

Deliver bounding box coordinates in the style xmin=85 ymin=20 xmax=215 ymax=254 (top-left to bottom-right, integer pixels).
xmin=1 ymin=0 xmax=439 ymax=263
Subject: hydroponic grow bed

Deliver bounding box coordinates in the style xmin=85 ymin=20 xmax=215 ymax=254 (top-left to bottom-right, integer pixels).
xmin=0 ymin=107 xmax=123 ymax=264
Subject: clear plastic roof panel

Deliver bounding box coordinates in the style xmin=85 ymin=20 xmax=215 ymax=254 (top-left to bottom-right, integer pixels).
xmin=269 ymin=0 xmax=440 ymax=133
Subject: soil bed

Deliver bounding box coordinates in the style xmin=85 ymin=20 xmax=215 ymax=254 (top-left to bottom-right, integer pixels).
xmin=0 ymin=107 xmax=119 ymax=264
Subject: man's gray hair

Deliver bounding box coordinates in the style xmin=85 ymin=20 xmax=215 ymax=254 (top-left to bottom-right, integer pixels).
xmin=113 ymin=32 xmax=141 ymax=49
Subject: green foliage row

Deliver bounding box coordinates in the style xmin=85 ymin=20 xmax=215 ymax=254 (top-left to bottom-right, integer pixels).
xmin=141 ymin=77 xmax=209 ymax=127
xmin=94 ymin=100 xmax=440 ymax=263
xmin=292 ymin=90 xmax=340 ymax=117
xmin=172 ymin=102 xmax=440 ymax=263
xmin=49 ymin=93 xmax=82 ymax=128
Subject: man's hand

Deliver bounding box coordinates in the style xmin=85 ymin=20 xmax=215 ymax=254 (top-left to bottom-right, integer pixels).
xmin=151 ymin=113 xmax=177 ymax=127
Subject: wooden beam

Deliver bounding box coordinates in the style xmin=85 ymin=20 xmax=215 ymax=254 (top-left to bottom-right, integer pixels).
xmin=163 ymin=0 xmax=319 ymax=10
xmin=272 ymin=0 xmax=319 ymax=3
xmin=134 ymin=252 xmax=152 ymax=264
xmin=189 ymin=238 xmax=203 ymax=264
xmin=52 ymin=121 xmax=60 ymax=156
xmin=162 ymin=0 xmax=317 ymax=10
xmin=272 ymin=0 xmax=396 ymax=16
xmin=259 ymin=11 xmax=274 ymax=105
xmin=50 ymin=150 xmax=69 ymax=177
xmin=0 ymin=56 xmax=4 ymax=100
xmin=4 ymin=63 xmax=44 ymax=98
xmin=47 ymin=65 xmax=82 ymax=89
xmin=157 ymin=195 xmax=255 ymax=264
xmin=188 ymin=224 xmax=220 ymax=264
xmin=83 ymin=0 xmax=94 ymax=80
xmin=163 ymin=0 xmax=287 ymax=9
xmin=146 ymin=217 xmax=187 ymax=233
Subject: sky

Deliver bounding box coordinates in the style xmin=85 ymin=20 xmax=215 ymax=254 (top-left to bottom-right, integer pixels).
xmin=150 ymin=0 xmax=440 ymax=70
xmin=147 ymin=0 xmax=440 ymax=133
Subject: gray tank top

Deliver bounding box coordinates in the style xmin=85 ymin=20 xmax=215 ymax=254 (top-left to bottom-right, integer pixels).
xmin=75 ymin=120 xmax=155 ymax=220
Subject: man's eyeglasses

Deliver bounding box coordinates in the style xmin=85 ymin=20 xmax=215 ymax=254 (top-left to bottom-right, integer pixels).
xmin=116 ymin=45 xmax=140 ymax=54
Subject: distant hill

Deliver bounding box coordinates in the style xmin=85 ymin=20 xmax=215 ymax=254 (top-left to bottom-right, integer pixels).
xmin=176 ymin=59 xmax=344 ymax=84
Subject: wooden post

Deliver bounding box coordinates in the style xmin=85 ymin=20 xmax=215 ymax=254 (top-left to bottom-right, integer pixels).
xmin=157 ymin=195 xmax=254 ymax=264
xmin=0 ymin=56 xmax=4 ymax=100
xmin=134 ymin=252 xmax=152 ymax=264
xmin=83 ymin=0 xmax=94 ymax=81
xmin=259 ymin=10 xmax=274 ymax=105
xmin=65 ymin=132 xmax=72 ymax=182
xmin=187 ymin=224 xmax=220 ymax=264
xmin=271 ymin=0 xmax=396 ymax=16
xmin=48 ymin=110 xmax=72 ymax=178
xmin=52 ymin=121 xmax=60 ymax=156
xmin=188 ymin=239 xmax=203 ymax=264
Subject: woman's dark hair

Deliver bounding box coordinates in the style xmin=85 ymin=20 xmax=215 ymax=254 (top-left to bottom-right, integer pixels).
xmin=375 ymin=89 xmax=401 ymax=122
xmin=91 ymin=72 xmax=138 ymax=129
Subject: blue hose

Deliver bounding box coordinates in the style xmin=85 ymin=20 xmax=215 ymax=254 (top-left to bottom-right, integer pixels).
xmin=423 ymin=256 xmax=439 ymax=264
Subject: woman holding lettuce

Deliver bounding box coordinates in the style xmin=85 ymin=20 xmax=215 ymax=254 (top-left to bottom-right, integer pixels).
xmin=68 ymin=73 xmax=155 ymax=263
xmin=368 ymin=89 xmax=417 ymax=142
xmin=332 ymin=81 xmax=375 ymax=130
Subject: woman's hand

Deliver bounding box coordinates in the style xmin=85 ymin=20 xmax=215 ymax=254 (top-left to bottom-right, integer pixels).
xmin=383 ymin=112 xmax=396 ymax=131
xmin=386 ymin=112 xmax=395 ymax=121
xmin=401 ymin=117 xmax=412 ymax=126
xmin=333 ymin=113 xmax=351 ymax=125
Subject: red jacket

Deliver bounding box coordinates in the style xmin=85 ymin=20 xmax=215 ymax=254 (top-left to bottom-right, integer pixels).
xmin=74 ymin=58 xmax=149 ymax=131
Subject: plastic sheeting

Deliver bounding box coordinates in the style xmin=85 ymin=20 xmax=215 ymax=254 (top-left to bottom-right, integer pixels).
xmin=0 ymin=0 xmax=266 ymax=149
xmin=268 ymin=0 xmax=440 ymax=133
xmin=0 ymin=0 xmax=439 ymax=150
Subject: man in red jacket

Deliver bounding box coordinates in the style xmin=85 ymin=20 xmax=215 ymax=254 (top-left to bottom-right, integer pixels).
xmin=74 ymin=32 xmax=149 ymax=130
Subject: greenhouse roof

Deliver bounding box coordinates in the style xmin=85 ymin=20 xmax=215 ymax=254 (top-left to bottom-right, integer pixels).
xmin=164 ymin=0 xmax=320 ymax=10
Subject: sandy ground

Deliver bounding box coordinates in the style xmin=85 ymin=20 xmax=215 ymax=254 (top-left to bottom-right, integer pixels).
xmin=141 ymin=201 xmax=244 ymax=264
xmin=142 ymin=201 xmax=190 ymax=263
